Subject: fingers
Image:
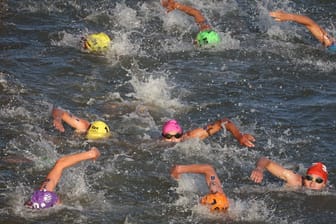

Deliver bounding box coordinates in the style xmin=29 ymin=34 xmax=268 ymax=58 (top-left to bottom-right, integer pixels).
xmin=90 ymin=147 xmax=101 ymax=161
xmin=250 ymin=170 xmax=263 ymax=183
xmin=53 ymin=120 xmax=65 ymax=132
xmin=246 ymin=141 xmax=255 ymax=147
xmin=161 ymin=0 xmax=176 ymax=13
xmin=241 ymin=134 xmax=256 ymax=147
xmin=269 ymin=11 xmax=284 ymax=22
xmin=247 ymin=135 xmax=256 ymax=142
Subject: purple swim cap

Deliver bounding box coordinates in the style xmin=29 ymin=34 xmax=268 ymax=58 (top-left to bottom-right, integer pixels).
xmin=162 ymin=119 xmax=183 ymax=135
xmin=25 ymin=190 xmax=58 ymax=209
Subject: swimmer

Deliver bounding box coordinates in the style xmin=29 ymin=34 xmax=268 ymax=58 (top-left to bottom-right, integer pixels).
xmin=170 ymin=164 xmax=229 ymax=212
xmin=161 ymin=119 xmax=255 ymax=147
xmin=269 ymin=11 xmax=336 ymax=51
xmin=250 ymin=157 xmax=328 ymax=190
xmin=52 ymin=107 xmax=110 ymax=140
xmin=81 ymin=32 xmax=111 ymax=53
xmin=161 ymin=0 xmax=220 ymax=47
xmin=24 ymin=147 xmax=100 ymax=209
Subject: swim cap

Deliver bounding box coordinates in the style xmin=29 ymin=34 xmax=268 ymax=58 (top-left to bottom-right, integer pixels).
xmin=327 ymin=43 xmax=336 ymax=52
xmin=83 ymin=32 xmax=111 ymax=53
xmin=86 ymin=121 xmax=111 ymax=140
xmin=162 ymin=119 xmax=183 ymax=135
xmin=200 ymin=192 xmax=229 ymax=212
xmin=306 ymin=162 xmax=328 ymax=182
xmin=25 ymin=190 xmax=58 ymax=209
xmin=196 ymin=30 xmax=220 ymax=47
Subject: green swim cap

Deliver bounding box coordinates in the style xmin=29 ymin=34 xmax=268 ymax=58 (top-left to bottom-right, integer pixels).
xmin=196 ymin=30 xmax=220 ymax=47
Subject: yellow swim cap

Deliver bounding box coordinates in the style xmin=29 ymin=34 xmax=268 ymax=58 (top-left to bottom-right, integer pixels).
xmin=83 ymin=32 xmax=111 ymax=53
xmin=86 ymin=121 xmax=111 ymax=140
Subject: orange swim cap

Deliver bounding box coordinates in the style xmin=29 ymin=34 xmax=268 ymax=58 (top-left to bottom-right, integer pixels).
xmin=200 ymin=192 xmax=229 ymax=212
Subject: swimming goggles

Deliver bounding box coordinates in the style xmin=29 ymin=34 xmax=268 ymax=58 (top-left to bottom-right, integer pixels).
xmin=162 ymin=133 xmax=183 ymax=139
xmin=305 ymin=175 xmax=324 ymax=184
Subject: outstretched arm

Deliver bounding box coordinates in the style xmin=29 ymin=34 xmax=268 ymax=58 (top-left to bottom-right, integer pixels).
xmin=170 ymin=164 xmax=224 ymax=193
xmin=270 ymin=10 xmax=334 ymax=47
xmin=40 ymin=147 xmax=100 ymax=192
xmin=183 ymin=118 xmax=255 ymax=147
xmin=52 ymin=107 xmax=91 ymax=133
xmin=250 ymin=157 xmax=302 ymax=187
xmin=222 ymin=119 xmax=255 ymax=147
xmin=161 ymin=0 xmax=211 ymax=30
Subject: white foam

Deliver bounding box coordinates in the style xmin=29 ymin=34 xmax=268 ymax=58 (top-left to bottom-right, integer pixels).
xmin=128 ymin=73 xmax=184 ymax=112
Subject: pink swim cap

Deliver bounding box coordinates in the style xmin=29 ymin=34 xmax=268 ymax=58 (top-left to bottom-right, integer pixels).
xmin=162 ymin=119 xmax=183 ymax=135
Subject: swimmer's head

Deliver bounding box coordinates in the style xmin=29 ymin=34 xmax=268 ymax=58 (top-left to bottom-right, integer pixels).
xmin=24 ymin=190 xmax=58 ymax=209
xmin=200 ymin=192 xmax=229 ymax=212
xmin=303 ymin=162 xmax=328 ymax=190
xmin=306 ymin=162 xmax=328 ymax=183
xmin=162 ymin=119 xmax=183 ymax=136
xmin=82 ymin=32 xmax=111 ymax=53
xmin=196 ymin=30 xmax=220 ymax=47
xmin=86 ymin=120 xmax=111 ymax=140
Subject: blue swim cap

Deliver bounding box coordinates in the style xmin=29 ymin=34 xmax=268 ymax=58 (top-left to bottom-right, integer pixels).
xmin=196 ymin=30 xmax=220 ymax=47
xmin=327 ymin=43 xmax=336 ymax=52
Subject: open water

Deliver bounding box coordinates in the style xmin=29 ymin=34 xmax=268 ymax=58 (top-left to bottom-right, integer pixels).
xmin=0 ymin=0 xmax=335 ymax=223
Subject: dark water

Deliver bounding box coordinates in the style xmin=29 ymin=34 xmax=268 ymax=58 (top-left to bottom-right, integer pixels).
xmin=0 ymin=0 xmax=336 ymax=223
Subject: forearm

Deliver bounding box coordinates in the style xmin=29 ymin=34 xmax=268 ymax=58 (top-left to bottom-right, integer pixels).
xmin=43 ymin=147 xmax=99 ymax=191
xmin=175 ymin=164 xmax=215 ymax=176
xmin=223 ymin=119 xmax=243 ymax=141
xmin=174 ymin=2 xmax=210 ymax=30
xmin=61 ymin=112 xmax=90 ymax=132
xmin=178 ymin=164 xmax=219 ymax=186
xmin=52 ymin=107 xmax=65 ymax=120
xmin=185 ymin=119 xmax=224 ymax=140
xmin=204 ymin=120 xmax=222 ymax=136
xmin=255 ymin=157 xmax=271 ymax=171
xmin=271 ymin=11 xmax=329 ymax=45
xmin=280 ymin=13 xmax=316 ymax=26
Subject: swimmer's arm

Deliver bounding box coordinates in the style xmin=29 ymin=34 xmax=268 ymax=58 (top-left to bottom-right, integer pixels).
xmin=270 ymin=10 xmax=333 ymax=47
xmin=183 ymin=118 xmax=230 ymax=140
xmin=250 ymin=157 xmax=301 ymax=186
xmin=171 ymin=164 xmax=217 ymax=179
xmin=222 ymin=119 xmax=255 ymax=147
xmin=52 ymin=107 xmax=90 ymax=133
xmin=173 ymin=2 xmax=211 ymax=30
xmin=41 ymin=147 xmax=100 ymax=192
xmin=161 ymin=0 xmax=176 ymax=13
xmin=161 ymin=0 xmax=210 ymax=30
xmin=183 ymin=118 xmax=255 ymax=147
xmin=52 ymin=107 xmax=66 ymax=132
xmin=171 ymin=164 xmax=224 ymax=193
xmin=181 ymin=119 xmax=224 ymax=140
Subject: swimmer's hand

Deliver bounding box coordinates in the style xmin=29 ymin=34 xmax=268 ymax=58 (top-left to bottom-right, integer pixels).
xmin=89 ymin=147 xmax=101 ymax=162
xmin=170 ymin=165 xmax=181 ymax=179
xmin=161 ymin=0 xmax=176 ymax=13
xmin=250 ymin=167 xmax=264 ymax=183
xmin=269 ymin=10 xmax=290 ymax=22
xmin=238 ymin=134 xmax=255 ymax=148
xmin=52 ymin=108 xmax=65 ymax=132
xmin=53 ymin=119 xmax=65 ymax=132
